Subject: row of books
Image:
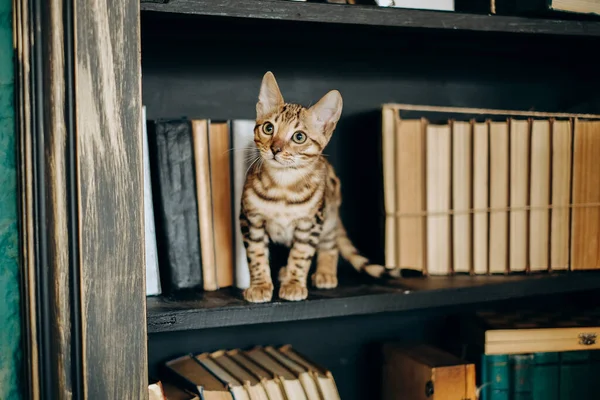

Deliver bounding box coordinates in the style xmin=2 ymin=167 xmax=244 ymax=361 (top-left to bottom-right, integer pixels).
xmin=461 ymin=306 xmax=600 ymax=400
xmin=148 ymin=345 xmax=340 ymax=400
xmin=143 ymin=106 xmax=258 ymax=296
xmin=286 ymin=0 xmax=600 ymax=16
xmin=382 ymin=103 xmax=600 ymax=276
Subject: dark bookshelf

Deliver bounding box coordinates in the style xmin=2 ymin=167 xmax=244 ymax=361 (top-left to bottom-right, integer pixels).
xmin=139 ymin=3 xmax=600 ymax=399
xmin=140 ymin=0 xmax=600 ymax=36
xmin=147 ymin=272 xmax=600 ymax=333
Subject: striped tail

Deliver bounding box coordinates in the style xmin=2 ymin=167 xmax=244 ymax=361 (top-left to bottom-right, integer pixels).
xmin=336 ymin=219 xmax=402 ymax=279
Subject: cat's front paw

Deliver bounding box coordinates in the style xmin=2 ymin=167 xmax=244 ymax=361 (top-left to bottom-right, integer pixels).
xmin=311 ymin=272 xmax=338 ymax=289
xmin=279 ymin=282 xmax=308 ymax=301
xmin=243 ymin=282 xmax=274 ymax=303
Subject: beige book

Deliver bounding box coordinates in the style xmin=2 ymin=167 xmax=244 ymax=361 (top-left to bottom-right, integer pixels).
xmin=278 ymin=345 xmax=341 ymax=400
xmin=162 ymin=382 xmax=199 ymax=400
xmin=195 ymin=353 xmax=250 ymax=400
xmin=550 ymin=119 xmax=573 ymax=271
xmin=529 ymin=119 xmax=551 ymax=272
xmin=426 ymin=123 xmax=451 ymax=275
xmin=226 ymin=349 xmax=285 ymax=400
xmin=489 ymin=120 xmax=509 ymax=274
xmin=166 ymin=355 xmax=233 ymax=400
xmin=509 ymin=118 xmax=530 ymax=272
xmin=571 ymin=119 xmax=600 ymax=270
xmin=149 ymin=380 xmax=165 ymax=400
xmin=452 ymin=120 xmax=472 ymax=274
xmin=191 ymin=120 xmax=217 ymax=290
xmin=395 ymin=117 xmax=426 ymax=272
xmin=210 ymin=351 xmax=269 ymax=400
xmin=472 ymin=121 xmax=489 ymax=274
xmin=382 ymin=107 xmax=397 ymax=268
xmin=245 ymin=347 xmax=308 ymax=400
xmin=209 ymin=122 xmax=234 ymax=288
xmin=264 ymin=346 xmax=320 ymax=400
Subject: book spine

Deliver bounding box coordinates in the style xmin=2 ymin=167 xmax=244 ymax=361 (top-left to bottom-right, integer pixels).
xmin=559 ymin=351 xmax=591 ymax=400
xmin=482 ymin=354 xmax=510 ymax=400
xmin=510 ymin=354 xmax=533 ymax=399
xmin=472 ymin=122 xmax=489 ymax=274
xmin=488 ymin=121 xmax=509 ymax=274
xmin=231 ymin=120 xmax=256 ymax=290
xmin=148 ymin=119 xmax=203 ymax=292
xmin=532 ymin=352 xmax=559 ymax=400
xmin=143 ymin=107 xmax=161 ymax=296
xmin=382 ymin=107 xmax=397 ymax=269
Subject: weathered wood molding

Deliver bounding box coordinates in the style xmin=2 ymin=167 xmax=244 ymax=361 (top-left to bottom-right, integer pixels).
xmin=14 ymin=0 xmax=146 ymax=398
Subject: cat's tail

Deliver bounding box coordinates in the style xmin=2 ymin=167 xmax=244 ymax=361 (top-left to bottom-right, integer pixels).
xmin=336 ymin=220 xmax=402 ymax=279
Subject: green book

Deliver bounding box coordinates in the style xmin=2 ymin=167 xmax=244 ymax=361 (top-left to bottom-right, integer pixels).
xmin=590 ymin=350 xmax=600 ymax=397
xmin=532 ymin=352 xmax=559 ymax=400
xmin=559 ymin=351 xmax=591 ymax=400
xmin=511 ymin=354 xmax=533 ymax=400
xmin=482 ymin=354 xmax=510 ymax=400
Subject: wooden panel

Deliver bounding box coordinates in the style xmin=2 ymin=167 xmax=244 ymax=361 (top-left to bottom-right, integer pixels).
xmin=13 ymin=0 xmax=39 ymax=397
xmin=140 ymin=0 xmax=600 ymax=36
xmin=42 ymin=0 xmax=76 ymax=397
xmin=74 ymin=0 xmax=146 ymax=398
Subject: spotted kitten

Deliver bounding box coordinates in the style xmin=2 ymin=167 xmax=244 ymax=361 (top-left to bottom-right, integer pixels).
xmin=240 ymin=71 xmax=400 ymax=303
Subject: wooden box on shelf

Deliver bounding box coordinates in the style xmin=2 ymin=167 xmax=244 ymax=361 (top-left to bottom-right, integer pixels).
xmin=382 ymin=343 xmax=477 ymax=400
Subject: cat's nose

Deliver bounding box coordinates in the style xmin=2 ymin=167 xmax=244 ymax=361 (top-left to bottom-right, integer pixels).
xmin=271 ymin=144 xmax=282 ymax=155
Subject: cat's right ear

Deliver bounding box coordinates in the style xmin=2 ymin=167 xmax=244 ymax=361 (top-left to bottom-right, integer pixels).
xmin=257 ymin=71 xmax=284 ymax=120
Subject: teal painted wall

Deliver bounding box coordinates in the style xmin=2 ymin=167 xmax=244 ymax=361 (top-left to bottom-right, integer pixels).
xmin=0 ymin=0 xmax=21 ymax=398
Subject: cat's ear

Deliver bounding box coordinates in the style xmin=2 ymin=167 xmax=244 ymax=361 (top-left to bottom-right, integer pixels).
xmin=307 ymin=90 xmax=343 ymax=139
xmin=257 ymin=71 xmax=284 ymax=120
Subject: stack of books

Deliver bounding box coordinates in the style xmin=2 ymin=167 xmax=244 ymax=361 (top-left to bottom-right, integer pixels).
xmin=382 ymin=103 xmax=600 ymax=276
xmin=142 ymin=108 xmax=259 ymax=296
xmin=148 ymin=345 xmax=340 ymax=400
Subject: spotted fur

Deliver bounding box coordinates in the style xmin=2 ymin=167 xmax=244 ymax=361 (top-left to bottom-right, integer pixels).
xmin=240 ymin=71 xmax=400 ymax=303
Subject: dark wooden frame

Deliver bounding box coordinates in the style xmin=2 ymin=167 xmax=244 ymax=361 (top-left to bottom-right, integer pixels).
xmin=14 ymin=0 xmax=146 ymax=397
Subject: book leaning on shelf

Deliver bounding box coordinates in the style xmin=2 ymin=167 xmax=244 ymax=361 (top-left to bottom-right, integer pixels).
xmin=382 ymin=103 xmax=600 ymax=276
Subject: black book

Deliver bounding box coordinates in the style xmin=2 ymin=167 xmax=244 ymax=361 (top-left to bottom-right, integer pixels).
xmin=147 ymin=118 xmax=203 ymax=293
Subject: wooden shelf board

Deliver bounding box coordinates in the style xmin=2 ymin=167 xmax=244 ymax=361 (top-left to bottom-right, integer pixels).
xmin=140 ymin=0 xmax=600 ymax=37
xmin=146 ymin=271 xmax=600 ymax=333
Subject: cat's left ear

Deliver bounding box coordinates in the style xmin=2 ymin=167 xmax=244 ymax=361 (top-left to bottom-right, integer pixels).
xmin=257 ymin=71 xmax=284 ymax=120
xmin=307 ymin=90 xmax=343 ymax=140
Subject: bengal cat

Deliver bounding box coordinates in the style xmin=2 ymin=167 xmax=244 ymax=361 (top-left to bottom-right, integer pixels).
xmin=239 ymin=71 xmax=400 ymax=303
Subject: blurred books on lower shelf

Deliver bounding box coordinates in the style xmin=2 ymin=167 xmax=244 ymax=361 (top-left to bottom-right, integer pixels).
xmin=149 ymin=345 xmax=340 ymax=400
xmin=455 ymin=305 xmax=600 ymax=399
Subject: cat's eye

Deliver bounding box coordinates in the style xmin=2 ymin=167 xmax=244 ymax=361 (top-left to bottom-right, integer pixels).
xmin=262 ymin=122 xmax=274 ymax=135
xmin=292 ymin=131 xmax=307 ymax=144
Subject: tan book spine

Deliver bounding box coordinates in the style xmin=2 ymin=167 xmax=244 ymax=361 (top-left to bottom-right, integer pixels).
xmin=529 ymin=119 xmax=551 ymax=272
xmin=472 ymin=121 xmax=489 ymax=274
xmin=489 ymin=121 xmax=509 ymax=274
xmin=452 ymin=120 xmax=472 ymax=273
xmin=426 ymin=122 xmax=451 ymax=275
xmin=192 ymin=119 xmax=218 ymax=291
xmin=209 ymin=122 xmax=234 ymax=288
xmin=382 ymin=106 xmax=397 ymax=268
xmin=571 ymin=119 xmax=600 ymax=270
xmin=396 ymin=117 xmax=426 ymax=272
xmin=550 ymin=119 xmax=573 ymax=271
xmin=509 ymin=118 xmax=530 ymax=272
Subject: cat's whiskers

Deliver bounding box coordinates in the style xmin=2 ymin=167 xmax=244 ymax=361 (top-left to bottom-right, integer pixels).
xmin=245 ymin=155 xmax=261 ymax=178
